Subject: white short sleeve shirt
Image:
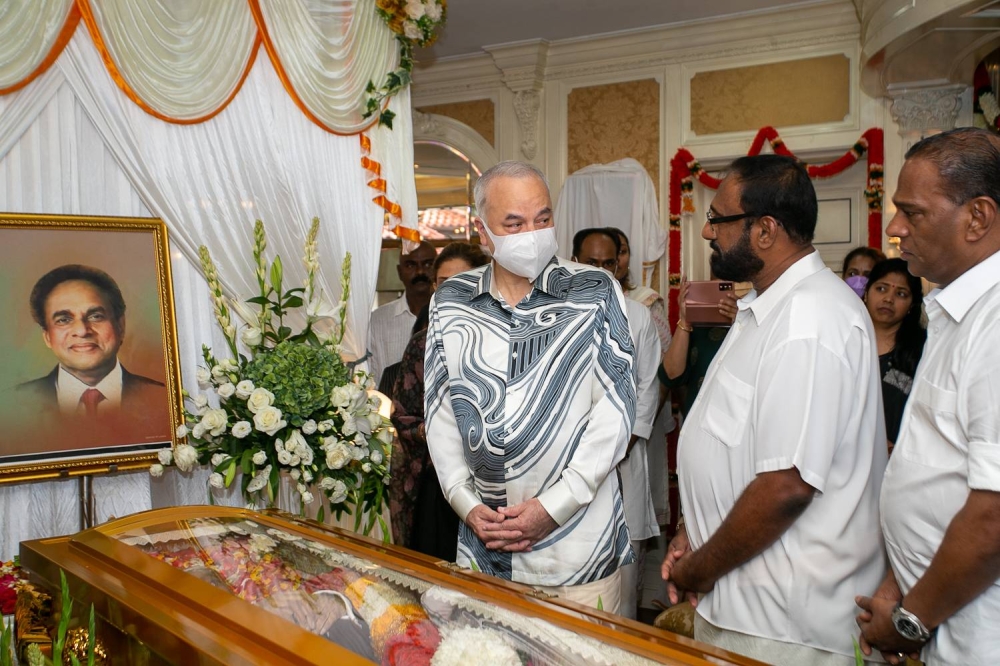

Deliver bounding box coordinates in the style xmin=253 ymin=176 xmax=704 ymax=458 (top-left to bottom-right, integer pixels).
xmin=367 ymin=296 xmax=416 ymax=387
xmin=880 ymin=250 xmax=1000 ymax=665
xmin=678 ymin=252 xmax=887 ymax=658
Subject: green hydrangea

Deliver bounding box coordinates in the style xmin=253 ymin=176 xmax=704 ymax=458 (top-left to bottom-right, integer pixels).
xmin=242 ymin=340 xmax=350 ymax=422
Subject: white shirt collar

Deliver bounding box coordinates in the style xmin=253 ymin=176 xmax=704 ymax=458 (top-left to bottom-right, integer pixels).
xmin=925 ymin=249 xmax=1000 ymax=324
xmin=390 ymin=294 xmax=416 ymax=319
xmin=56 ymin=360 xmax=123 ymax=415
xmin=739 ymin=251 xmax=827 ymax=324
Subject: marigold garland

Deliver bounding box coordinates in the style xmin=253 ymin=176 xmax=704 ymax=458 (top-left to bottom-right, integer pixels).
xmin=667 ymin=126 xmax=885 ymax=326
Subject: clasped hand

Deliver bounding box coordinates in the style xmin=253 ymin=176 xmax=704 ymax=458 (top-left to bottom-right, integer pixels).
xmin=466 ymin=499 xmax=557 ymax=553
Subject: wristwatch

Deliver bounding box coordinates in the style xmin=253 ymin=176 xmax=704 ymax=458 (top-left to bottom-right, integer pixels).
xmin=891 ymin=602 xmax=932 ymax=643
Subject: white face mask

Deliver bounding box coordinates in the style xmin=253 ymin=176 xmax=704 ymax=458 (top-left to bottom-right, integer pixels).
xmin=480 ymin=223 xmax=558 ymax=281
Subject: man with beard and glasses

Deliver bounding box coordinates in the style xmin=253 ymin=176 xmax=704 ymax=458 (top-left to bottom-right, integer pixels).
xmin=425 ymin=161 xmax=637 ymax=612
xmin=661 ymin=154 xmax=887 ymax=665
xmin=367 ymin=241 xmax=436 ymax=390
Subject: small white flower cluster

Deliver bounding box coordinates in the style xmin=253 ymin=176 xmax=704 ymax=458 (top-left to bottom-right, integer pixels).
xmin=401 ymin=0 xmax=443 ymax=41
xmin=429 ymin=627 xmax=521 ymax=666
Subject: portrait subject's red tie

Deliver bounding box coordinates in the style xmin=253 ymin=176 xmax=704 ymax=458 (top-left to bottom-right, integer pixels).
xmin=80 ymin=388 xmax=106 ymax=417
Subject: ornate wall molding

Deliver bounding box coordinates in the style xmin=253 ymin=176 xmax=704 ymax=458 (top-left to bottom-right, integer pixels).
xmin=512 ymin=89 xmax=541 ymax=159
xmin=411 ymin=111 xmax=498 ymax=172
xmin=888 ymin=84 xmax=966 ymax=136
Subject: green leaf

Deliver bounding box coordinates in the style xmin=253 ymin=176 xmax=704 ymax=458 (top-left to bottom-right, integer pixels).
xmin=597 ymin=595 xmax=604 ymax=611
xmin=380 ymin=109 xmax=396 ymax=129
xmin=245 ymin=296 xmax=272 ymax=306
xmin=317 ymin=506 xmax=325 ymax=523
xmin=365 ymin=80 xmax=376 ymax=93
xmin=385 ymin=72 xmax=402 ymax=90
xmin=852 ymin=637 xmax=864 ymax=666
xmin=87 ymin=604 xmax=96 ymax=666
xmin=224 ymin=459 xmax=237 ymax=487
xmin=396 ymin=69 xmax=412 ymax=86
xmin=241 ymin=449 xmax=253 ymax=475
xmin=270 ymin=255 xmax=283 ymax=295
xmin=284 ymin=296 xmax=304 ymax=309
xmin=469 ymin=559 xmax=480 ymax=573
xmin=278 ymin=325 xmax=292 ymax=341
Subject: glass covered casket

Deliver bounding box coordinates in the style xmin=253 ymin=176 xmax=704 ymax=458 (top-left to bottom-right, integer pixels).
xmin=20 ymin=506 xmax=762 ymax=665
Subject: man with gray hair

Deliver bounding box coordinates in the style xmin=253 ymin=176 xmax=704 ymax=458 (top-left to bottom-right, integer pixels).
xmin=856 ymin=127 xmax=1000 ymax=665
xmin=425 ymin=160 xmax=637 ymax=611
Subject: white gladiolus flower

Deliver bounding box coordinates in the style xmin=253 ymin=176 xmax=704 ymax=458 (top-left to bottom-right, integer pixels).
xmin=306 ymin=296 xmax=340 ymax=322
xmin=246 ymin=388 xmax=275 ymax=413
xmin=235 ymin=380 xmax=255 ymax=400
xmin=224 ymin=324 xmax=236 ymax=339
xmin=329 ymin=480 xmax=348 ymax=504
xmin=247 ymin=466 xmax=271 ymax=493
xmin=341 ymin=413 xmax=358 ymax=436
xmin=217 ymin=382 xmax=236 ymax=399
xmin=370 ymin=450 xmax=383 ymax=465
xmin=209 ymin=473 xmax=225 ymax=489
xmin=176 ymin=424 xmax=189 ymax=439
xmin=325 ymin=443 xmax=351 ymax=470
xmin=241 ymin=326 xmax=263 ymax=347
xmin=200 ymin=409 xmax=228 ymax=436
xmin=252 ymin=450 xmax=267 ymax=465
xmin=196 ymin=367 xmax=212 ymax=386
xmin=253 ymin=406 xmax=287 ymax=436
xmin=232 ymin=421 xmax=252 ymax=439
xmin=301 ymin=420 xmax=318 ymax=435
xmin=158 ymin=449 xmax=173 ymax=466
xmin=173 ymin=444 xmax=198 ymax=472
xmin=366 ymin=411 xmax=381 ymax=431
xmin=149 ymin=463 xmax=164 ymax=477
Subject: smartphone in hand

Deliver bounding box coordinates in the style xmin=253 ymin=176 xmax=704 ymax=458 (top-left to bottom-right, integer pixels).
xmin=685 ymin=280 xmax=734 ymax=326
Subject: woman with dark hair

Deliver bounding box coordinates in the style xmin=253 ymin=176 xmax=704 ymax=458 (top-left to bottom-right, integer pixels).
xmin=842 ymin=246 xmax=886 ymax=297
xmin=863 ymin=258 xmax=926 ymax=453
xmin=389 ymin=242 xmax=489 ymax=558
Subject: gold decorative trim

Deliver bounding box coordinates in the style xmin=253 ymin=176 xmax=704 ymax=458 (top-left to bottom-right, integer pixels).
xmin=0 ymin=213 xmax=182 ymax=484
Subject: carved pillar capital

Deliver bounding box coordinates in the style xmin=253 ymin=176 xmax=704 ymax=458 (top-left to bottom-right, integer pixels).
xmin=887 ymin=84 xmax=965 ymax=139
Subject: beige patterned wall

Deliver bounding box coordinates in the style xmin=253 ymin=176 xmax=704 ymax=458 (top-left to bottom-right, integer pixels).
xmin=417 ymin=99 xmax=495 ymax=147
xmin=689 ymin=54 xmax=850 ymax=135
xmin=566 ymin=79 xmax=660 ymax=197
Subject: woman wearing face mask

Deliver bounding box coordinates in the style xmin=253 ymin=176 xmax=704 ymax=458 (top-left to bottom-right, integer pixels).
xmin=863 ymin=258 xmax=926 ymax=454
xmin=842 ymin=246 xmax=886 ymax=297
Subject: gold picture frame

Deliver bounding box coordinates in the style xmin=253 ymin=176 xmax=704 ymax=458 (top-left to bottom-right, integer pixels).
xmin=0 ymin=213 xmax=181 ymax=483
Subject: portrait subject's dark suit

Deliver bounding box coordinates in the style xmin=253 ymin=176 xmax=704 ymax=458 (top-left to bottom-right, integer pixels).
xmin=3 ymin=364 xmax=171 ymax=458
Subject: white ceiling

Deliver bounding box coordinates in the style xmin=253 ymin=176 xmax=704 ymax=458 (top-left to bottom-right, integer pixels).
xmin=416 ymin=0 xmax=831 ymax=60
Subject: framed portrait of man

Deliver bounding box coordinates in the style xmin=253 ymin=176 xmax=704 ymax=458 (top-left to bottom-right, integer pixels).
xmin=0 ymin=214 xmax=181 ymax=482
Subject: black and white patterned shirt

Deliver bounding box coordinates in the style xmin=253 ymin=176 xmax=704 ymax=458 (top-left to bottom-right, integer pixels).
xmin=424 ymin=257 xmax=636 ymax=586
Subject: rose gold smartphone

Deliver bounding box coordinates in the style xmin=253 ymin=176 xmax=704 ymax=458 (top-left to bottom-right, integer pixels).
xmin=685 ymin=280 xmax=734 ymax=326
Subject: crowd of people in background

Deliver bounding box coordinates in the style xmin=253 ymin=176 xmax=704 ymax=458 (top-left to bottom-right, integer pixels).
xmin=366 ymin=126 xmax=1000 ymax=666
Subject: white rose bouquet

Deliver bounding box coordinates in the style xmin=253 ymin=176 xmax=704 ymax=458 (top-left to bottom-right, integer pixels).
xmin=155 ymin=219 xmax=392 ymax=535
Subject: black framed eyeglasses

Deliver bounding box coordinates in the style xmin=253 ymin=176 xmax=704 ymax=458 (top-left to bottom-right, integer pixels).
xmin=706 ymin=210 xmax=761 ymax=226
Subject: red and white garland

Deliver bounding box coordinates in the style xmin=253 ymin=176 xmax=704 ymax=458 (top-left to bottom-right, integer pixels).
xmin=667 ymin=126 xmax=885 ymax=326
xmin=974 ymin=61 xmax=1000 ymax=134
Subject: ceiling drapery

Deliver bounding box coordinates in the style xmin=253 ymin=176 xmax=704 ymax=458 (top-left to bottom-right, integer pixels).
xmin=0 ymin=0 xmax=398 ymax=134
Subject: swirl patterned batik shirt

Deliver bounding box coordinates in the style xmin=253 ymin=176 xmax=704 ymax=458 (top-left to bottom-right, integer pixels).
xmin=424 ymin=256 xmax=637 ymax=586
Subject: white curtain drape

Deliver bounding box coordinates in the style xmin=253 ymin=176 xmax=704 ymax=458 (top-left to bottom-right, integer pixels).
xmin=82 ymin=0 xmax=258 ymax=119
xmin=554 ymin=158 xmax=666 ymax=287
xmin=0 ymin=0 xmax=74 ymax=89
xmin=0 ymin=20 xmax=413 ymax=558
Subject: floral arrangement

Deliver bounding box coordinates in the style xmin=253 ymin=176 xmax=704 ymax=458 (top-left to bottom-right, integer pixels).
xmin=151 ymin=219 xmax=392 ymax=534
xmin=974 ymin=60 xmax=1000 ymax=134
xmin=0 ymin=559 xmax=25 ymax=616
xmin=364 ymin=0 xmax=447 ymax=128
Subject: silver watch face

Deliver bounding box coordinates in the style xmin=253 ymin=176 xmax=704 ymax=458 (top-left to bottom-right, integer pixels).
xmin=895 ymin=615 xmax=921 ymax=641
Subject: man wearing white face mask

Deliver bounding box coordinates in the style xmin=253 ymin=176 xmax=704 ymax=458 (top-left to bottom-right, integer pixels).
xmin=424 ymin=161 xmax=638 ymax=612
